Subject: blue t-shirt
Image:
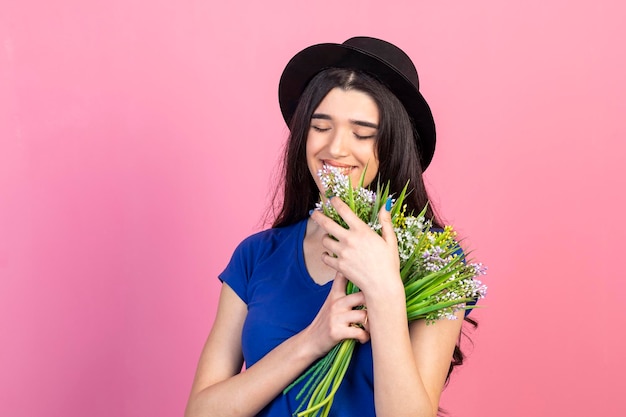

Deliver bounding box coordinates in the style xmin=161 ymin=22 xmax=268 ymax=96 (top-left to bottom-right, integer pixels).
xmin=219 ymin=219 xmax=376 ymax=417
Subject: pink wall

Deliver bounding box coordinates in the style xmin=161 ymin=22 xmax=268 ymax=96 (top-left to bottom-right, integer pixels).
xmin=1 ymin=1 xmax=624 ymax=416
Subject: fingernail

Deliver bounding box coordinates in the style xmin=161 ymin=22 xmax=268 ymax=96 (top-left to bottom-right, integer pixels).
xmin=385 ymin=197 xmax=392 ymax=211
xmin=308 ymin=209 xmax=314 ymax=216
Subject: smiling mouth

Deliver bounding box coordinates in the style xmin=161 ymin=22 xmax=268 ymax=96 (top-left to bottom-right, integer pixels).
xmin=322 ymin=161 xmax=354 ymax=176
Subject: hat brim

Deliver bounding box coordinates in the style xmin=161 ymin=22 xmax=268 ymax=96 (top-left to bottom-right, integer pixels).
xmin=278 ymin=42 xmax=436 ymax=169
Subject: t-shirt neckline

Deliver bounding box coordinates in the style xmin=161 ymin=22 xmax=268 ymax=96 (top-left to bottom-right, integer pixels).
xmin=296 ymin=218 xmax=334 ymax=291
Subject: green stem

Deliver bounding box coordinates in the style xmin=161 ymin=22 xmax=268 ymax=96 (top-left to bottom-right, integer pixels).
xmin=297 ymin=340 xmax=356 ymax=417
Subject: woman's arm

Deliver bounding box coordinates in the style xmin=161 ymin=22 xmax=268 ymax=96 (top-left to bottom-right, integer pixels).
xmin=185 ymin=277 xmax=370 ymax=417
xmin=311 ymin=199 xmax=464 ymax=417
xmin=368 ymin=294 xmax=464 ymax=417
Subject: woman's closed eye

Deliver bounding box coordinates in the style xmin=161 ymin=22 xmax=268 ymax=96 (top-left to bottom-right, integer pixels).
xmin=311 ymin=125 xmax=331 ymax=132
xmin=311 ymin=125 xmax=376 ymax=140
xmin=354 ymin=132 xmax=376 ymax=140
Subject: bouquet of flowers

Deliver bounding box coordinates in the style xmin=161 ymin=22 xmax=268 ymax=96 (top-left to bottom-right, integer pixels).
xmin=283 ymin=166 xmax=488 ymax=417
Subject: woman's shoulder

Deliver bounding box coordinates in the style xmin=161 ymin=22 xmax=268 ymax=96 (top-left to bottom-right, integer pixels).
xmin=234 ymin=218 xmax=308 ymax=255
xmin=221 ymin=218 xmax=308 ymax=283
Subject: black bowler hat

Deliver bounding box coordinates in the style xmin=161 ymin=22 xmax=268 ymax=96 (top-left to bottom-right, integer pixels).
xmin=278 ymin=36 xmax=436 ymax=170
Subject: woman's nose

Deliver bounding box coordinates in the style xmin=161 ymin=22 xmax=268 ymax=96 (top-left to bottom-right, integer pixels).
xmin=328 ymin=129 xmax=350 ymax=157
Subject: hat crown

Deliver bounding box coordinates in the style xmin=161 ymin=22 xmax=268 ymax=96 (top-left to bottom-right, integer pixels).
xmin=343 ymin=37 xmax=419 ymax=89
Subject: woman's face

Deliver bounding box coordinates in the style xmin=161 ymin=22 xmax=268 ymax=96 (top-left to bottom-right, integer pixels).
xmin=306 ymin=87 xmax=380 ymax=196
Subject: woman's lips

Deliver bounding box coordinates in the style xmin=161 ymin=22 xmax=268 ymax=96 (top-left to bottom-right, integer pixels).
xmin=323 ymin=161 xmax=354 ymax=175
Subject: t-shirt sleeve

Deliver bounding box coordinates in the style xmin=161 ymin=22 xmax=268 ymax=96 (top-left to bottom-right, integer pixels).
xmin=218 ymin=236 xmax=258 ymax=305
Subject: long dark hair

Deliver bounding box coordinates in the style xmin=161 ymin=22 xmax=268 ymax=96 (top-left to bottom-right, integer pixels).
xmin=269 ymin=67 xmax=474 ymax=393
xmin=271 ymin=68 xmax=441 ymax=229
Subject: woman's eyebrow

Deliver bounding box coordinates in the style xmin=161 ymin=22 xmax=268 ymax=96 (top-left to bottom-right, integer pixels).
xmin=351 ymin=120 xmax=378 ymax=129
xmin=311 ymin=113 xmax=378 ymax=129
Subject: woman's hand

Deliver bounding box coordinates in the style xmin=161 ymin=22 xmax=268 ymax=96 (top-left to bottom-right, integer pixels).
xmin=310 ymin=197 xmax=403 ymax=298
xmin=303 ymin=272 xmax=370 ymax=358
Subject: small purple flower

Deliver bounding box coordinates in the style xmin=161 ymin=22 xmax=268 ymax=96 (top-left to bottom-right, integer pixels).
xmin=422 ymin=246 xmax=446 ymax=271
xmin=470 ymin=262 xmax=488 ymax=276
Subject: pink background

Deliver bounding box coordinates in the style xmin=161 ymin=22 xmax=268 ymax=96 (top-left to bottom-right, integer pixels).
xmin=1 ymin=1 xmax=625 ymax=416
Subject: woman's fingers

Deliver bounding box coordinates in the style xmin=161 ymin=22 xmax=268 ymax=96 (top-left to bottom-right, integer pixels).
xmin=326 ymin=196 xmax=362 ymax=229
xmin=310 ymin=209 xmax=345 ymax=240
xmin=347 ymin=325 xmax=370 ymax=344
xmin=339 ymin=308 xmax=370 ymax=344
xmin=378 ymin=203 xmax=398 ymax=248
xmin=328 ymin=273 xmax=369 ymax=341
xmin=329 ymin=271 xmax=347 ymax=296
xmin=310 ymin=197 xmax=367 ymax=236
xmin=330 ymin=273 xmax=366 ymax=306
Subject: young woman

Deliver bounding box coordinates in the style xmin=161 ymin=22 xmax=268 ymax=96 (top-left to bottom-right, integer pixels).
xmin=185 ymin=37 xmax=471 ymax=417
